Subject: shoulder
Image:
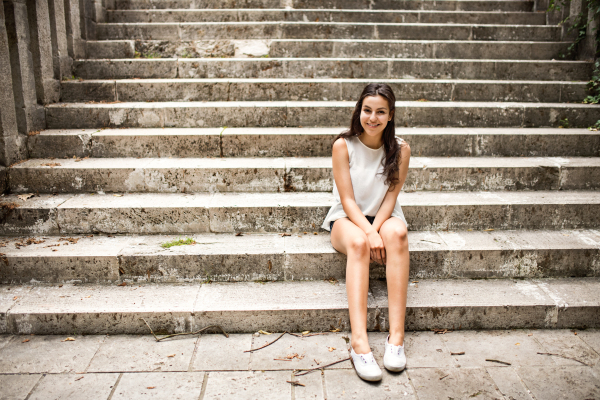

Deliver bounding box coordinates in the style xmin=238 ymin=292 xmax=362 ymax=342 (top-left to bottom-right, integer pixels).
xmin=332 ymin=137 xmax=349 ymax=156
xmin=396 ymin=136 xmax=411 ymax=153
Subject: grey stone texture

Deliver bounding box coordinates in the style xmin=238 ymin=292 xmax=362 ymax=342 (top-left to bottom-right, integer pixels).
xmin=28 ymin=373 xmax=119 ymax=400
xmin=64 ymin=0 xmax=86 ymax=59
xmin=111 ymin=372 xmax=204 ymax=399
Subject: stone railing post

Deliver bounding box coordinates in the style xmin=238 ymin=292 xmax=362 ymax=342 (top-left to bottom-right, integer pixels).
xmin=79 ymin=0 xmax=106 ymax=41
xmin=49 ymin=0 xmax=73 ymax=78
xmin=0 ymin=2 xmax=27 ymax=166
xmin=579 ymin=1 xmax=599 ymax=60
xmin=26 ymin=0 xmax=60 ymax=104
xmin=64 ymin=0 xmax=85 ymax=59
xmin=2 ymin=0 xmax=45 ymax=137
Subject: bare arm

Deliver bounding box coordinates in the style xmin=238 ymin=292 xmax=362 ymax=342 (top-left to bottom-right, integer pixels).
xmin=332 ymin=138 xmax=376 ymax=235
xmin=372 ymin=141 xmax=411 ymax=233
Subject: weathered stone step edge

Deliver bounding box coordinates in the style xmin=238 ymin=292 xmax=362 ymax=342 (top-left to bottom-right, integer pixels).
xmin=1 ymin=230 xmax=599 ymax=284
xmin=60 ymin=78 xmax=588 ymax=104
xmin=2 ymin=191 xmax=600 ymax=235
xmin=112 ymin=0 xmax=535 ymax=12
xmin=44 ymin=101 xmax=600 ymax=129
xmin=96 ymin=22 xmax=559 ymax=42
xmin=2 ymin=278 xmax=597 ymax=334
xmin=107 ymin=9 xmax=547 ymax=25
xmin=74 ymin=58 xmax=591 ymax=81
xmin=28 ymin=127 xmax=600 ymax=159
xmin=269 ymin=39 xmax=572 ymax=60
xmin=10 ymin=157 xmax=600 ymax=194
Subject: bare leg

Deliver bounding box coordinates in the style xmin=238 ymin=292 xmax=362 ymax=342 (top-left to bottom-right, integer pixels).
xmin=379 ymin=217 xmax=409 ymax=346
xmin=330 ymin=218 xmax=372 ymax=354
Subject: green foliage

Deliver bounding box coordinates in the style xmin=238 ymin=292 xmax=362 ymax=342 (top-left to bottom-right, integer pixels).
xmin=548 ymin=0 xmax=600 ymax=103
xmin=161 ymin=237 xmax=196 ymax=248
xmin=559 ymin=117 xmax=570 ymax=128
xmin=588 ymin=119 xmax=600 ymax=130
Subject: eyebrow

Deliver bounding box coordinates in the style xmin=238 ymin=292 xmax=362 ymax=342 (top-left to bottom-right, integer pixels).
xmin=363 ymin=105 xmax=388 ymax=111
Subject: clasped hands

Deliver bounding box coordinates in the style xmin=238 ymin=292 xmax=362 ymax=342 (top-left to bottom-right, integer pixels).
xmin=366 ymin=230 xmax=386 ymax=265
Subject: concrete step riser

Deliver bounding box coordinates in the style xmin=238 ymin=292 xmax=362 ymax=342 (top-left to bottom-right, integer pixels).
xmin=97 ymin=23 xmax=560 ymax=42
xmin=10 ymin=158 xmax=600 ymax=194
xmin=2 ymin=231 xmax=599 ymax=284
xmin=3 ymin=278 xmax=598 ymax=335
xmin=2 ymin=192 xmax=599 ymax=235
xmin=270 ymin=40 xmax=572 ymax=60
xmin=73 ymin=59 xmax=593 ymax=82
xmin=107 ymin=10 xmax=547 ymax=25
xmin=27 ymin=128 xmax=600 ymax=159
xmin=113 ymin=0 xmax=534 ymax=12
xmin=45 ymin=102 xmax=600 ymax=129
xmin=60 ymin=80 xmax=589 ymax=104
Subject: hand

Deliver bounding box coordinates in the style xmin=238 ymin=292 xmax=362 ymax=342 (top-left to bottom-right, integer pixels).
xmin=366 ymin=230 xmax=386 ymax=265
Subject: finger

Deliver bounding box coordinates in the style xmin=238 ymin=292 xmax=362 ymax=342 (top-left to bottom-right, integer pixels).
xmin=381 ymin=248 xmax=386 ymax=264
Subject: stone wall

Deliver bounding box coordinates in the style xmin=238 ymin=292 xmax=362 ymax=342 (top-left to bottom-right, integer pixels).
xmin=0 ymin=0 xmax=105 ymax=167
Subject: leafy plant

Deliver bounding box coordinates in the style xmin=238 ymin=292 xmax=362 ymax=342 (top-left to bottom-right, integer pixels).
xmin=588 ymin=119 xmax=600 ymax=130
xmin=559 ymin=117 xmax=570 ymax=128
xmin=161 ymin=237 xmax=196 ymax=248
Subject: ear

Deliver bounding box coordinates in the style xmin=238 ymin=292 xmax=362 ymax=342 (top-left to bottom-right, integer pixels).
xmin=388 ymin=110 xmax=394 ymax=121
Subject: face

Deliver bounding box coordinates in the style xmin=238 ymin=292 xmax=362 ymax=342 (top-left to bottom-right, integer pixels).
xmin=359 ymin=95 xmax=392 ymax=139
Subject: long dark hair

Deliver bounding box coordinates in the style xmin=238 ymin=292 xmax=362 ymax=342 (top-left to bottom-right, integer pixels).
xmin=335 ymin=83 xmax=401 ymax=190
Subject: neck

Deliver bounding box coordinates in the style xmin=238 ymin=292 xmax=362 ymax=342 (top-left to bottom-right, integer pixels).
xmin=359 ymin=132 xmax=384 ymax=149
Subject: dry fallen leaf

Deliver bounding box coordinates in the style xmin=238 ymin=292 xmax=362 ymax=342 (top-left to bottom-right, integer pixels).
xmin=13 ymin=296 xmax=18 ymax=300
xmin=302 ymin=331 xmax=310 ymax=335
xmin=235 ymin=232 xmax=243 ymax=236
xmin=75 ymin=376 xmax=83 ymax=381
xmin=117 ymin=282 xmax=127 ymax=286
xmin=17 ymin=194 xmax=35 ymax=201
xmin=63 ymin=337 xmax=76 ymax=342
xmin=328 ymin=347 xmax=336 ymax=352
xmin=484 ymin=229 xmax=495 ymax=232
xmin=167 ymin=354 xmax=176 ymax=358
xmin=330 ymin=328 xmax=340 ymax=333
xmin=280 ymin=233 xmax=291 ymax=237
xmin=113 ymin=194 xmax=123 ymax=197
xmin=258 ymin=330 xmax=272 ymax=335
xmin=147 ymin=386 xmax=155 ymax=389
xmin=515 ymin=343 xmax=521 ymax=346
xmin=22 ymin=339 xmax=30 ymax=343
xmin=268 ymin=260 xmax=272 ymax=272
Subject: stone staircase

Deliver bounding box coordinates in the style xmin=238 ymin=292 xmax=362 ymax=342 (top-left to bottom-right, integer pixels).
xmin=1 ymin=0 xmax=599 ymax=335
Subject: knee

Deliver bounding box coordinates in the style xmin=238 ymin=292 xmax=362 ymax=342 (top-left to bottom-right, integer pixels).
xmin=384 ymin=226 xmax=408 ymax=248
xmin=348 ymin=235 xmax=370 ymax=258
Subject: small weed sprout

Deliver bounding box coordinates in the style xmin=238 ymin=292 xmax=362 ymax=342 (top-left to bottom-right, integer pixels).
xmin=161 ymin=237 xmax=196 ymax=248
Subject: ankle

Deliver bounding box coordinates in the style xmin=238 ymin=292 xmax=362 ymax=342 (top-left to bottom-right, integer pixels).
xmin=388 ymin=331 xmax=404 ymax=347
xmin=351 ymin=335 xmax=371 ymax=354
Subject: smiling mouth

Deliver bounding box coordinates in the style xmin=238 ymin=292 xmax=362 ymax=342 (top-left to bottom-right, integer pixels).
xmin=366 ymin=123 xmax=380 ymax=128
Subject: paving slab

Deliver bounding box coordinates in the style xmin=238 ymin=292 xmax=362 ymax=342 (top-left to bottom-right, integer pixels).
xmin=88 ymin=335 xmax=197 ymax=372
xmin=8 ymin=284 xmax=199 ymax=334
xmin=119 ymin=234 xmax=286 ymax=282
xmin=372 ymin=279 xmax=557 ymax=331
xmin=111 ymin=372 xmax=204 ymax=399
xmin=439 ymin=329 xmax=554 ymax=367
xmin=0 ymin=235 xmax=127 ymax=284
xmin=193 ymin=333 xmax=252 ymax=371
xmin=0 ymin=194 xmax=72 ymax=236
xmin=0 ymin=374 xmax=42 ymax=400
xmin=249 ymin=332 xmax=352 ymax=371
xmin=203 ymin=370 xmax=292 ymax=400
xmin=515 ymin=365 xmax=600 ymax=400
xmin=395 ymin=331 xmax=457 ymax=368
xmin=325 ymin=369 xmax=416 ymax=399
xmin=292 ymin=370 xmax=323 ymax=400
xmin=0 ymin=335 xmax=12 ymax=350
xmin=27 ymin=373 xmax=118 ymax=400
xmin=194 ymin=281 xmax=377 ymax=333
xmin=486 ymin=366 xmax=534 ymax=400
xmin=535 ymin=278 xmax=600 ymax=329
xmin=408 ymin=367 xmax=504 ymax=399
xmin=0 ymin=335 xmax=104 ymax=373
xmin=530 ymin=329 xmax=600 ymax=367
xmin=577 ymin=329 xmax=600 ymax=358
xmin=0 ymin=286 xmax=31 ymax=333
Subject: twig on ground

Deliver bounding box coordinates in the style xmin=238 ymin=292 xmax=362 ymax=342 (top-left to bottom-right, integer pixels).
xmin=294 ymin=357 xmax=351 ymax=376
xmin=537 ymin=352 xmax=589 ymax=366
xmin=245 ymin=331 xmax=331 ymax=353
xmin=245 ymin=331 xmax=287 ymax=353
xmin=140 ymin=318 xmax=229 ymax=342
xmin=286 ymin=380 xmax=305 ymax=387
xmin=485 ymin=359 xmax=511 ymax=365
xmin=451 ymin=352 xmax=465 ymax=355
xmin=439 ymin=374 xmax=449 ymax=380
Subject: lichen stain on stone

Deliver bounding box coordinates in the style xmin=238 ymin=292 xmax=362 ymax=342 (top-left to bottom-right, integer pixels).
xmin=109 ymin=109 xmax=127 ymax=126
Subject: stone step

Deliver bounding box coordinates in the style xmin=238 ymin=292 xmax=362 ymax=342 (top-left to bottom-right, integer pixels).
xmin=9 ymin=157 xmax=600 ymax=194
xmin=73 ymin=58 xmax=593 ymax=81
xmin=1 ymin=278 xmax=597 ymax=334
xmin=85 ymin=40 xmax=135 ymax=59
xmin=60 ymin=78 xmax=588 ymax=103
xmin=27 ymin=127 xmax=600 ymax=159
xmin=1 ymin=230 xmax=599 ymax=284
xmin=44 ymin=101 xmax=600 ymax=129
xmin=1 ymin=191 xmax=599 ymax=235
xmin=96 ymin=22 xmax=560 ymax=41
xmin=107 ymin=9 xmax=547 ymax=25
xmin=269 ymin=39 xmax=572 ymax=59
xmin=112 ymin=0 xmax=534 ymax=12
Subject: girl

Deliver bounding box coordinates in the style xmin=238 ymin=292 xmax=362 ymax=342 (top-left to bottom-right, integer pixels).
xmin=322 ymin=83 xmax=411 ymax=381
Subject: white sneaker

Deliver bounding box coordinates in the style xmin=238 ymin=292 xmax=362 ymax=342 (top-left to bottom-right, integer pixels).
xmin=350 ymin=347 xmax=383 ymax=381
xmin=383 ymin=335 xmax=406 ymax=372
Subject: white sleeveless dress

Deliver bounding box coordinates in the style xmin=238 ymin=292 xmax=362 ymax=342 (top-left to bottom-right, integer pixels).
xmin=321 ymin=136 xmax=408 ymax=231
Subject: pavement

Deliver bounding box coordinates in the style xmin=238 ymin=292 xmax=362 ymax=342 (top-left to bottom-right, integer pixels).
xmin=1 ymin=329 xmax=599 ymax=399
